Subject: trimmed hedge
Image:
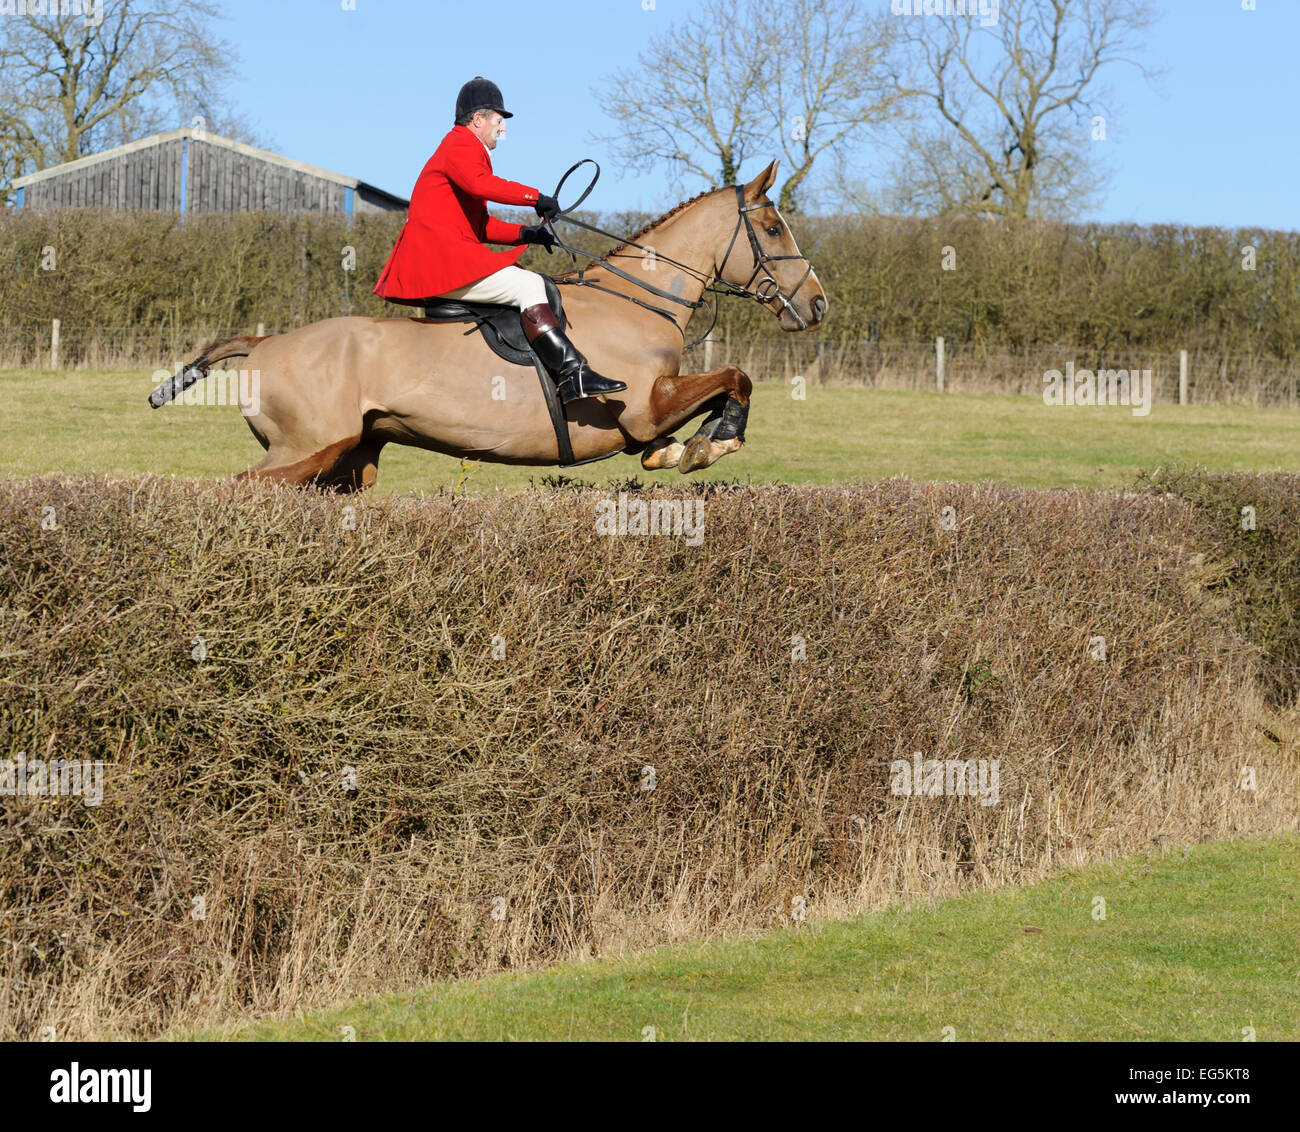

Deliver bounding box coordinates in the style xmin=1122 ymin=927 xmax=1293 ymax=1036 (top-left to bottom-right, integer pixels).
xmin=1 ymin=475 xmax=1295 ymax=1038
xmin=1135 ymin=466 xmax=1300 ymax=705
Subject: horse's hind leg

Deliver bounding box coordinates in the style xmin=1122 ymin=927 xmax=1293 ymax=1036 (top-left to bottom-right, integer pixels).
xmin=317 ymin=439 xmax=385 ymax=494
xmin=235 ymin=433 xmax=362 ymax=488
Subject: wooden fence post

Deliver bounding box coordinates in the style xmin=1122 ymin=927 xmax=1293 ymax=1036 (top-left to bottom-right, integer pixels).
xmin=1178 ymin=349 xmax=1188 ymax=405
xmin=936 ymin=336 xmax=945 ymax=392
xmin=703 ymin=334 xmax=713 ymax=371
xmin=50 ymin=319 xmax=60 ymax=371
xmin=255 ymin=322 xmax=265 ymax=338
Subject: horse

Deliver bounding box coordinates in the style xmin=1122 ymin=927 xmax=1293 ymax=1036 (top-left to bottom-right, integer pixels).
xmin=151 ymin=160 xmax=827 ymax=491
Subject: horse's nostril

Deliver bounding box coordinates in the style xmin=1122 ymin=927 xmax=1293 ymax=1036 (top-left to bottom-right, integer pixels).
xmin=812 ymin=296 xmax=827 ymax=320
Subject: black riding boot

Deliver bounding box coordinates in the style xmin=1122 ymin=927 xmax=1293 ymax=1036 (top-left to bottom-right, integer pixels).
xmin=520 ymin=303 xmax=627 ymax=404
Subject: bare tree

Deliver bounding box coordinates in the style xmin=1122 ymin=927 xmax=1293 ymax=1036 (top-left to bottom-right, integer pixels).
xmin=0 ymin=0 xmax=260 ymax=205
xmin=591 ymin=0 xmax=904 ymax=212
xmin=759 ymin=0 xmax=905 ymax=212
xmin=590 ymin=0 xmax=765 ymax=194
xmin=886 ymin=0 xmax=1157 ymax=220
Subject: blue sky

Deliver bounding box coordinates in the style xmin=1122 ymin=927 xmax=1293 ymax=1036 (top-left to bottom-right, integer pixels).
xmin=216 ymin=0 xmax=1295 ymax=230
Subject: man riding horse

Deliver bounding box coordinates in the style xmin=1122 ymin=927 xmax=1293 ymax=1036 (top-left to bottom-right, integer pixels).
xmin=373 ymin=77 xmax=627 ymax=405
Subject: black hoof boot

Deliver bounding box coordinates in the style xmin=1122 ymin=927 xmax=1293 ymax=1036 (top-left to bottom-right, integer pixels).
xmin=521 ymin=303 xmax=627 ymax=403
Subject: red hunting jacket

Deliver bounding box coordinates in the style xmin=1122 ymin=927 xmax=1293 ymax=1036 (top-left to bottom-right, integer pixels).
xmin=373 ymin=125 xmax=542 ymax=301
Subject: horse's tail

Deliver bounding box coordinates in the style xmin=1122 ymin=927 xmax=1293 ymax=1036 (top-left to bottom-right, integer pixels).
xmin=147 ymin=334 xmax=271 ymax=409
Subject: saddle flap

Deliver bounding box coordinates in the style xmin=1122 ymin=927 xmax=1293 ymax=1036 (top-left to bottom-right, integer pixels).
xmin=421 ymin=297 xmax=487 ymax=321
xmin=423 ymin=276 xmax=565 ymax=331
xmin=420 ymin=276 xmax=566 ymax=370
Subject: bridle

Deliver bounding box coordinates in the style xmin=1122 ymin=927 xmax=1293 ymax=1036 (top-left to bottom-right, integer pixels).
xmin=712 ymin=185 xmax=816 ymax=331
xmin=545 ymin=160 xmax=816 ymax=347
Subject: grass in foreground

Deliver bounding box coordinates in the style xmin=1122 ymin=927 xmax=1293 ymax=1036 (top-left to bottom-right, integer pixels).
xmin=3 ymin=369 xmax=1298 ymax=493
xmin=192 ymin=835 xmax=1300 ymax=1042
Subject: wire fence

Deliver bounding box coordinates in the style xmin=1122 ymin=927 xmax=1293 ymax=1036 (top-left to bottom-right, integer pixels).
xmin=683 ymin=336 xmax=1300 ymax=407
xmin=0 ymin=324 xmax=257 ymax=374
xmin=3 ymin=322 xmax=1299 ymax=407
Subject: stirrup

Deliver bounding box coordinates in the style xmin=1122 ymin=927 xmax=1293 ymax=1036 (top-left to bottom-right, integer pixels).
xmin=558 ymin=368 xmax=626 ymax=404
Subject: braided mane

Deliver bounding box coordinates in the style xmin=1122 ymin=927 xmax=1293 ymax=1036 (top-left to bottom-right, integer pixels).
xmin=601 ymin=185 xmax=730 ymax=261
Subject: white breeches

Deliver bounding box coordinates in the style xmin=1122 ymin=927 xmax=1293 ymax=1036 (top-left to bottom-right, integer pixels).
xmin=439 ymin=265 xmax=548 ymax=311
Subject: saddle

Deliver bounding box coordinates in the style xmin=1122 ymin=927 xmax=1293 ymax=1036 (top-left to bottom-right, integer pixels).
xmin=421 ymin=276 xmax=566 ymax=368
xmin=419 ymin=276 xmax=614 ymax=470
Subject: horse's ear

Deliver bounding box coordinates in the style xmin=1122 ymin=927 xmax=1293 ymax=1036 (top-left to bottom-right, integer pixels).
xmin=742 ymin=160 xmax=779 ymax=202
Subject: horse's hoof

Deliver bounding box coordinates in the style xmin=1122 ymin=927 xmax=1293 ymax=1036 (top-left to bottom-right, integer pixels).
xmin=678 ymin=434 xmax=713 ymax=473
xmin=641 ymin=438 xmax=685 ymax=471
xmin=678 ymin=434 xmax=741 ymax=473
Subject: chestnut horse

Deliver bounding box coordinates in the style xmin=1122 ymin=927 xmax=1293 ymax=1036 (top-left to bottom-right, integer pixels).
xmin=151 ymin=161 xmax=827 ymax=491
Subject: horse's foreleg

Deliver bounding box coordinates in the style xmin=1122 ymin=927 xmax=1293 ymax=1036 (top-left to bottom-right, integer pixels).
xmin=645 ymin=366 xmax=752 ymax=474
xmin=677 ymin=395 xmax=750 ymax=473
xmin=648 ymin=365 xmax=751 ymax=426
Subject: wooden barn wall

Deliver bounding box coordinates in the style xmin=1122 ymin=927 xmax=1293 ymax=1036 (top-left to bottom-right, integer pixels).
xmin=186 ymin=140 xmax=347 ymax=215
xmin=22 ymin=138 xmax=184 ymax=211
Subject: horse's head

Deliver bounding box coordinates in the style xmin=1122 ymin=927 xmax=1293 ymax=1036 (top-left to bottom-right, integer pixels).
xmin=713 ymin=161 xmax=828 ymax=331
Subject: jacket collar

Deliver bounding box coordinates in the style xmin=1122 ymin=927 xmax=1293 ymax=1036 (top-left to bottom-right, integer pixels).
xmin=453 ymin=123 xmax=490 ymax=156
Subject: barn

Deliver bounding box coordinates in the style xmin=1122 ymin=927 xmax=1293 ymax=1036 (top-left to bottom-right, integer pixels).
xmin=10 ymin=127 xmax=407 ymax=219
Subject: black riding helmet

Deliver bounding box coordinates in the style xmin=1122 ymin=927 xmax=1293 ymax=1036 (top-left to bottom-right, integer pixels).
xmin=456 ymin=76 xmax=512 ymax=121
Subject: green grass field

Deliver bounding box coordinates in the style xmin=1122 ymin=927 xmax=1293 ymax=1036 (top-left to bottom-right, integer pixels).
xmin=3 ymin=368 xmax=1297 ymax=492
xmin=191 ymin=835 xmax=1299 ymax=1042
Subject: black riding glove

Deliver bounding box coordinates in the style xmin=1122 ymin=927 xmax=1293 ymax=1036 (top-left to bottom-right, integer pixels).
xmin=519 ymin=224 xmax=557 ymax=253
xmin=534 ymin=193 xmax=560 ymax=221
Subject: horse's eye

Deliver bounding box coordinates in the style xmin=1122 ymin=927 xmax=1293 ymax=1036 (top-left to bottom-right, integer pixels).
xmin=766 ymin=225 xmax=781 ymax=238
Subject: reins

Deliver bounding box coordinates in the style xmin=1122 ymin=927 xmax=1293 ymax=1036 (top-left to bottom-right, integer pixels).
xmin=542 ymin=160 xmax=813 ymax=349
